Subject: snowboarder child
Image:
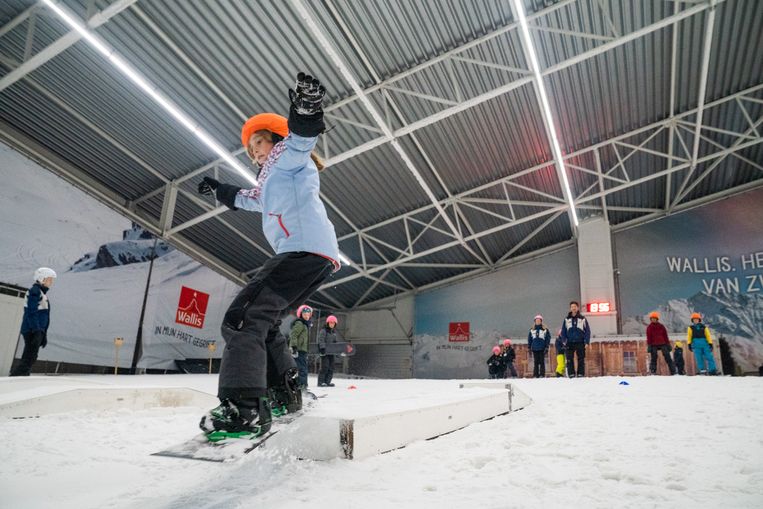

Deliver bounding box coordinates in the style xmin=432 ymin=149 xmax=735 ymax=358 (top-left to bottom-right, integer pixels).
xmin=687 ymin=313 xmax=718 ymax=375
xmin=501 ymin=339 xmax=518 ymax=378
xmin=290 ymin=305 xmax=313 ymax=389
xmin=487 ymin=346 xmax=506 ymax=379
xmin=673 ymin=341 xmax=686 ymax=375
xmin=198 ymin=72 xmax=339 ymax=439
xmin=10 ymin=268 xmax=56 ymax=377
xmin=561 ymin=301 xmax=591 ymax=378
xmin=317 ymin=315 xmax=339 ymax=387
xmin=527 ymin=314 xmax=551 ymax=378
xmin=646 ymin=311 xmax=676 ymax=375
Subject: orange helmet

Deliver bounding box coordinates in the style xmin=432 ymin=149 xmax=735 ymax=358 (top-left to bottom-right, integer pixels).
xmin=241 ymin=113 xmax=289 ymax=148
xmin=690 ymin=312 xmax=702 ymax=321
xmin=649 ymin=311 xmax=660 ymax=320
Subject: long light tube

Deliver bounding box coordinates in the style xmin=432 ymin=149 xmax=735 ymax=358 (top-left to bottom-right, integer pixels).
xmin=41 ymin=0 xmax=258 ymax=186
xmin=43 ymin=0 xmax=355 ymax=266
xmin=511 ymin=0 xmax=579 ymax=226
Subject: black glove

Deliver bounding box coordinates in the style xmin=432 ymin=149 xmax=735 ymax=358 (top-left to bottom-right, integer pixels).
xmin=319 ymin=347 xmax=326 ymax=356
xmin=40 ymin=331 xmax=47 ymax=349
xmin=199 ymin=176 xmax=242 ymax=210
xmin=291 ymin=346 xmax=298 ymax=358
xmin=688 ymin=344 xmax=693 ymax=352
xmin=288 ymin=72 xmax=326 ymax=137
xmin=198 ymin=177 xmax=219 ymax=196
xmin=709 ymin=344 xmax=714 ymax=352
xmin=647 ymin=345 xmax=652 ymax=354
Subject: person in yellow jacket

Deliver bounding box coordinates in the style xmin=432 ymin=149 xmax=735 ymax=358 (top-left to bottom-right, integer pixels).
xmin=554 ymin=329 xmax=566 ymax=377
xmin=687 ymin=312 xmax=718 ymax=375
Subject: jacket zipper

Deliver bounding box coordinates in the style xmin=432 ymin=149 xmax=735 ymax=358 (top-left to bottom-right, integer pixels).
xmin=268 ymin=213 xmax=290 ymax=238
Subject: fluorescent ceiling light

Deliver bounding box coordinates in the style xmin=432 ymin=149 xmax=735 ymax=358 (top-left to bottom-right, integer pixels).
xmin=511 ymin=0 xmax=579 ymax=227
xmin=44 ymin=0 xmax=353 ymax=273
xmin=41 ymin=0 xmax=258 ymax=186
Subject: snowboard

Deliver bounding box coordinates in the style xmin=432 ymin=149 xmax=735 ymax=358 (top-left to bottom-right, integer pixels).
xmin=308 ymin=342 xmax=356 ymax=357
xmin=151 ymin=429 xmax=280 ymax=462
xmin=152 ymin=397 xmax=322 ymax=462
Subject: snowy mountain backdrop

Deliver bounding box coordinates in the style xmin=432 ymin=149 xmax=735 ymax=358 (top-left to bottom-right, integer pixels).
xmin=623 ymin=291 xmax=763 ymax=372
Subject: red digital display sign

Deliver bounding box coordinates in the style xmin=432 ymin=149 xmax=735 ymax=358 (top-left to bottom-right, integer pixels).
xmin=586 ymin=302 xmax=612 ymax=313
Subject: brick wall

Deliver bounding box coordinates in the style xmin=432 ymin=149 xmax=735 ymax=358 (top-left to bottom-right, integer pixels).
xmin=512 ymin=339 xmax=722 ymax=377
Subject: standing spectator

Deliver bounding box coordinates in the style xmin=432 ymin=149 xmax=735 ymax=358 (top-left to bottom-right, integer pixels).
xmin=561 ymin=301 xmax=591 ymax=378
xmin=646 ymin=311 xmax=676 ymax=375
xmin=527 ymin=315 xmax=551 ymax=378
xmin=687 ymin=313 xmax=718 ymax=375
xmin=673 ymin=341 xmax=686 ymax=375
xmin=317 ymin=315 xmax=339 ymax=387
xmin=10 ymin=268 xmax=56 ymax=377
xmin=289 ymin=305 xmax=313 ymax=388
xmin=487 ymin=346 xmax=505 ymax=379
xmin=554 ymin=329 xmax=566 ymax=378
xmin=501 ymin=339 xmax=518 ymax=378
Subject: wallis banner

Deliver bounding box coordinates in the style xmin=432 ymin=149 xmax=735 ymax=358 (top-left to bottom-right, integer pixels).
xmin=615 ymin=188 xmax=763 ymax=372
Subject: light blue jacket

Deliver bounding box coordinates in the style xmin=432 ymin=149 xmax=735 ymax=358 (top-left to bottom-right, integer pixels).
xmin=234 ymin=133 xmax=340 ymax=271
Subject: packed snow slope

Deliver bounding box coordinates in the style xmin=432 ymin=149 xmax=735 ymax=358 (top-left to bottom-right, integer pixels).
xmin=0 ymin=375 xmax=761 ymax=509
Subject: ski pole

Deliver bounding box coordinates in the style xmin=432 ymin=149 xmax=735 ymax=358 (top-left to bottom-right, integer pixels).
xmin=207 ymin=342 xmax=217 ymax=374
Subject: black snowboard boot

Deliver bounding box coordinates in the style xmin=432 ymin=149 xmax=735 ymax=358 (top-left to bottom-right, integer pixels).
xmin=268 ymin=367 xmax=303 ymax=417
xmin=199 ymin=397 xmax=272 ymax=438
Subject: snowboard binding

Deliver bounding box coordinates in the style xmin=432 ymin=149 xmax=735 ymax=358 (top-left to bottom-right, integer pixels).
xmin=268 ymin=367 xmax=303 ymax=417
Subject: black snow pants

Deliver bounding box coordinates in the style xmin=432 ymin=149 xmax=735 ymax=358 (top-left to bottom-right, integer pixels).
xmin=218 ymin=252 xmax=333 ymax=404
xmin=650 ymin=344 xmax=676 ymax=375
xmin=566 ymin=342 xmax=586 ymax=377
xmin=532 ymin=350 xmax=546 ymax=378
xmin=10 ymin=331 xmax=44 ymax=376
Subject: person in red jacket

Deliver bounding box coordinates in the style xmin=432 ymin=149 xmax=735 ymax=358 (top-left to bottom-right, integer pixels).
xmin=646 ymin=311 xmax=676 ymax=375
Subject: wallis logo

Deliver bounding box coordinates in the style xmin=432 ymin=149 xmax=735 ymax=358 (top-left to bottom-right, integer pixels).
xmin=175 ymin=286 xmax=210 ymax=329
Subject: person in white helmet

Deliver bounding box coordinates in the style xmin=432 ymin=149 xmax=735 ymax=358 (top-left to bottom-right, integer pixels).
xmin=10 ymin=268 xmax=56 ymax=376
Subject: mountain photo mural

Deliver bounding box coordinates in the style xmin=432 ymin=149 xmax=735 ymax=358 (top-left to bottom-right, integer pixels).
xmin=615 ymin=188 xmax=763 ymax=373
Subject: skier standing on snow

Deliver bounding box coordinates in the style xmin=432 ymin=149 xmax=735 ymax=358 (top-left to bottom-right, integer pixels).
xmin=528 ymin=314 xmax=551 ymax=378
xmin=646 ymin=311 xmax=676 ymax=375
xmin=501 ymin=339 xmax=518 ymax=378
xmin=687 ymin=313 xmax=718 ymax=375
xmin=317 ymin=315 xmax=339 ymax=387
xmin=290 ymin=305 xmax=313 ymax=389
xmin=561 ymin=301 xmax=591 ymax=378
xmin=487 ymin=346 xmax=505 ymax=379
xmin=554 ymin=329 xmax=566 ymax=378
xmin=673 ymin=341 xmax=686 ymax=375
xmin=10 ymin=268 xmax=56 ymax=377
xmin=197 ymin=72 xmax=339 ymax=438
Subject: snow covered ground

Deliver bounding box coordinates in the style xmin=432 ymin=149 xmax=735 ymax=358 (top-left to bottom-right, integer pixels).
xmin=0 ymin=374 xmax=761 ymax=509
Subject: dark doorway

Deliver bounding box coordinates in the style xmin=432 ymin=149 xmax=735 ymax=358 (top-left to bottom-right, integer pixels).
xmin=718 ymin=336 xmax=738 ymax=376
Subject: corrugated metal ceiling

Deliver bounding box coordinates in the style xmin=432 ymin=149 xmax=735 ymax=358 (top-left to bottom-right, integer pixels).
xmin=1 ymin=0 xmax=761 ymax=308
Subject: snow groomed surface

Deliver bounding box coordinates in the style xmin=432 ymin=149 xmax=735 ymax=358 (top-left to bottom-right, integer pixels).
xmin=0 ymin=374 xmax=761 ymax=508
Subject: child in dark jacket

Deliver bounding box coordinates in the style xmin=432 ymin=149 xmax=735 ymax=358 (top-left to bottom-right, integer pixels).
xmin=11 ymin=268 xmax=56 ymax=377
xmin=487 ymin=346 xmax=505 ymax=379
xmin=673 ymin=341 xmax=686 ymax=375
xmin=501 ymin=339 xmax=518 ymax=378
xmin=528 ymin=314 xmax=551 ymax=378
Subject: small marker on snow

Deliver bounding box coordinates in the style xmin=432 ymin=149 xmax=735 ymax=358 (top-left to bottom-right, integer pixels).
xmin=618 ymin=381 xmax=630 ymax=385
xmin=348 ymin=385 xmax=357 ymax=390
